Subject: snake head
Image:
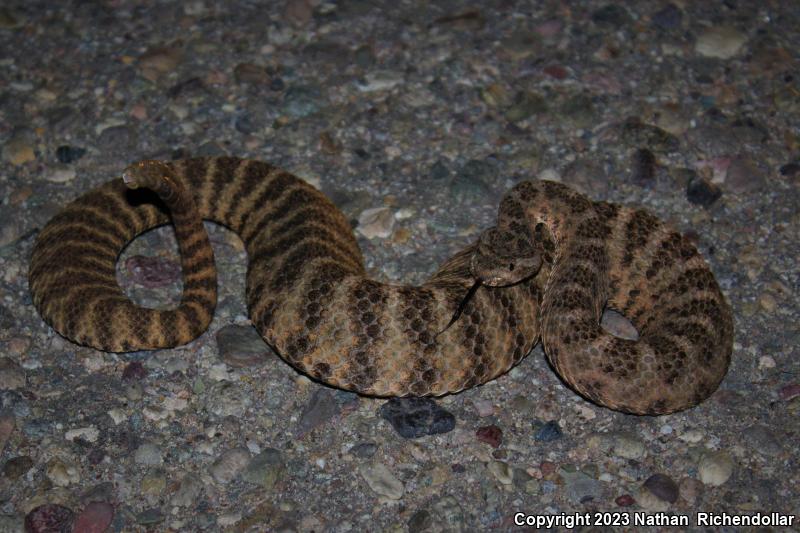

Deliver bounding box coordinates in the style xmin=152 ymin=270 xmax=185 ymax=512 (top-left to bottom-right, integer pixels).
xmin=122 ymin=160 xmax=176 ymax=190
xmin=470 ymin=226 xmax=541 ymax=287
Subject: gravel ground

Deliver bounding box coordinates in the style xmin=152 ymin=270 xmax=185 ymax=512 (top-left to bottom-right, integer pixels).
xmin=1 ymin=1 xmax=798 ymax=532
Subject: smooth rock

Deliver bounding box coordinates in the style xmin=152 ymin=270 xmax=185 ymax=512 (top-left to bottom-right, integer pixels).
xmin=242 ymin=448 xmax=284 ymax=489
xmin=359 ymin=462 xmax=404 ymax=499
xmin=356 ymin=207 xmax=395 ymax=239
xmin=534 ymin=421 xmax=562 ymax=442
xmin=71 ymin=502 xmax=114 ymax=533
xmin=476 ymin=425 xmax=502 ymax=448
xmin=3 ymin=137 xmax=35 ymax=165
xmin=611 ymin=432 xmax=646 ymax=459
xmin=134 ymin=443 xmax=163 ymax=466
xmin=561 ymin=469 xmax=603 ymax=504
xmin=210 ymin=447 xmax=251 ymax=484
xmin=698 ymin=450 xmax=734 ymax=486
xmin=295 ymin=388 xmax=341 ymax=437
xmin=379 ymin=397 xmax=455 ymax=439
xmin=171 ymin=474 xmax=203 ymax=507
xmin=695 ymin=26 xmax=747 ymax=59
xmin=216 ymin=325 xmax=273 ymax=368
xmin=642 ymin=473 xmax=679 ymax=503
xmin=487 ymin=460 xmax=513 ymax=485
xmin=24 ymin=505 xmax=74 ymax=533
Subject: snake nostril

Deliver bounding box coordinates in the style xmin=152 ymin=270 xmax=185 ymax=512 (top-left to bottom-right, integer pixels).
xmin=508 ymin=262 xmax=515 ymax=271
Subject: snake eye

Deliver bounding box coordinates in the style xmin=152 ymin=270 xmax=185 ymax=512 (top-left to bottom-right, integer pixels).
xmin=508 ymin=262 xmax=515 ymax=272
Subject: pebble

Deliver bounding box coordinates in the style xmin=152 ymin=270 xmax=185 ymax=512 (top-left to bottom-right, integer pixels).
xmin=45 ymin=167 xmax=77 ymax=183
xmin=601 ymin=309 xmax=639 ymax=340
xmin=134 ymin=443 xmax=164 ymax=466
xmin=642 ymin=473 xmax=679 ymax=503
xmin=450 ymin=159 xmax=496 ymax=203
xmin=216 ymin=325 xmax=273 ymax=368
xmin=349 ymin=442 xmax=378 ymax=459
xmin=620 ymin=119 xmax=679 ymax=154
xmin=611 ymin=432 xmax=646 ymax=459
xmin=3 ymin=136 xmax=35 ymax=165
xmin=695 ymin=26 xmax=748 ymax=59
xmin=46 ymin=457 xmax=79 ymax=487
xmin=651 ymin=3 xmax=682 ymax=30
xmin=71 ymin=502 xmax=113 ymax=533
xmin=534 ymin=421 xmax=562 ymax=442
xmin=242 ymin=448 xmax=284 ymax=489
xmin=698 ymin=450 xmax=734 ymax=486
xmin=138 ymin=46 xmax=182 ymax=81
xmin=686 ymin=176 xmax=722 ymax=206
xmin=0 ymin=211 xmax=23 ymax=248
xmin=3 ymin=455 xmax=33 ymax=479
xmin=379 ymin=397 xmax=455 ymax=439
xmin=504 ymin=91 xmax=547 ymax=123
xmin=171 ymin=474 xmax=203 ymax=507
xmin=758 ymin=355 xmax=776 ymax=369
xmin=124 ymin=255 xmax=181 ymax=289
xmin=679 ymin=477 xmax=703 ymax=505
xmin=233 ymin=63 xmax=270 ymax=85
xmin=742 ymin=424 xmax=783 ymax=457
xmin=359 ymin=462 xmax=404 ymax=500
xmin=0 ymin=357 xmax=25 ymax=390
xmin=472 ymin=399 xmax=495 ymax=417
xmin=210 ymin=447 xmax=251 ymax=484
xmin=0 ymin=411 xmax=15 ymax=452
xmin=24 ymin=505 xmax=74 ymax=533
xmin=561 ymin=469 xmax=603 ymax=504
xmin=475 ymin=425 xmax=502 ymax=448
xmin=140 ymin=469 xmax=167 ymax=496
xmin=204 ymin=381 xmax=253 ymax=417
xmin=487 ymin=460 xmax=513 ymax=485
xmin=725 ymin=157 xmax=766 ymax=194
xmin=635 ymin=484 xmax=670 ymax=511
xmin=356 ymin=207 xmax=395 ymax=239
xmin=55 ymin=145 xmax=86 ymax=164
xmin=779 ymin=383 xmax=800 ymax=401
xmin=283 ymin=86 xmax=320 ymax=118
xmin=561 ymin=158 xmax=609 ymax=197
xmin=295 ymin=388 xmax=341 ymax=437
xmin=284 ymin=0 xmax=313 ymax=27
xmin=615 ymin=494 xmax=635 ymax=507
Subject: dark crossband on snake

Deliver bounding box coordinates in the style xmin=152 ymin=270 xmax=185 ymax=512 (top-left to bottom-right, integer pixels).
xmin=28 ymin=157 xmax=734 ymax=415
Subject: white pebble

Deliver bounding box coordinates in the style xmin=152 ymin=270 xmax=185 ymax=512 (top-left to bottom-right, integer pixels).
xmin=698 ymin=450 xmax=734 ymax=486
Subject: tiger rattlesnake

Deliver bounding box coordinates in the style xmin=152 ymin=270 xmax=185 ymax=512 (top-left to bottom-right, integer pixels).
xmin=28 ymin=157 xmax=734 ymax=414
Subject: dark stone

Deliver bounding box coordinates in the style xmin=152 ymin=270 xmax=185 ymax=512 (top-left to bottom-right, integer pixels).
xmin=643 ymin=473 xmax=679 ymax=503
xmin=3 ymin=455 xmax=34 ymax=479
xmin=122 ymin=361 xmax=147 ymax=381
xmin=407 ymin=509 xmax=433 ymax=533
xmin=25 ymin=504 xmax=75 ymax=533
xmin=379 ymin=397 xmax=456 ymax=439
xmin=294 ymin=388 xmax=340 ymax=438
xmin=475 ymin=425 xmax=502 ymax=448
xmin=349 ymin=441 xmax=377 ymax=458
xmin=686 ymin=177 xmax=722 ymax=206
xmin=216 ymin=325 xmax=272 ymax=368
xmin=534 ymin=420 xmax=563 ymax=442
xmin=779 ymin=162 xmax=799 ymax=177
xmin=429 ymin=160 xmax=450 ymax=180
xmin=630 ymin=148 xmax=657 ymax=185
xmin=55 ymin=145 xmax=86 ymax=164
xmin=615 ymin=493 xmax=635 ymax=506
xmin=652 ymin=4 xmax=682 ymax=30
xmin=591 ymin=4 xmax=631 ymax=28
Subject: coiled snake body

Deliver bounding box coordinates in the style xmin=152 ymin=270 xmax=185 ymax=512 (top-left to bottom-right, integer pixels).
xmin=29 ymin=157 xmax=733 ymax=414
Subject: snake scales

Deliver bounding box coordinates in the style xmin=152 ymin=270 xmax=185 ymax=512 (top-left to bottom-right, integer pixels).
xmin=28 ymin=157 xmax=733 ymax=414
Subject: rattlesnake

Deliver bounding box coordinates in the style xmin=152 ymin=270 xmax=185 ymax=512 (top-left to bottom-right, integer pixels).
xmin=28 ymin=157 xmax=733 ymax=414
